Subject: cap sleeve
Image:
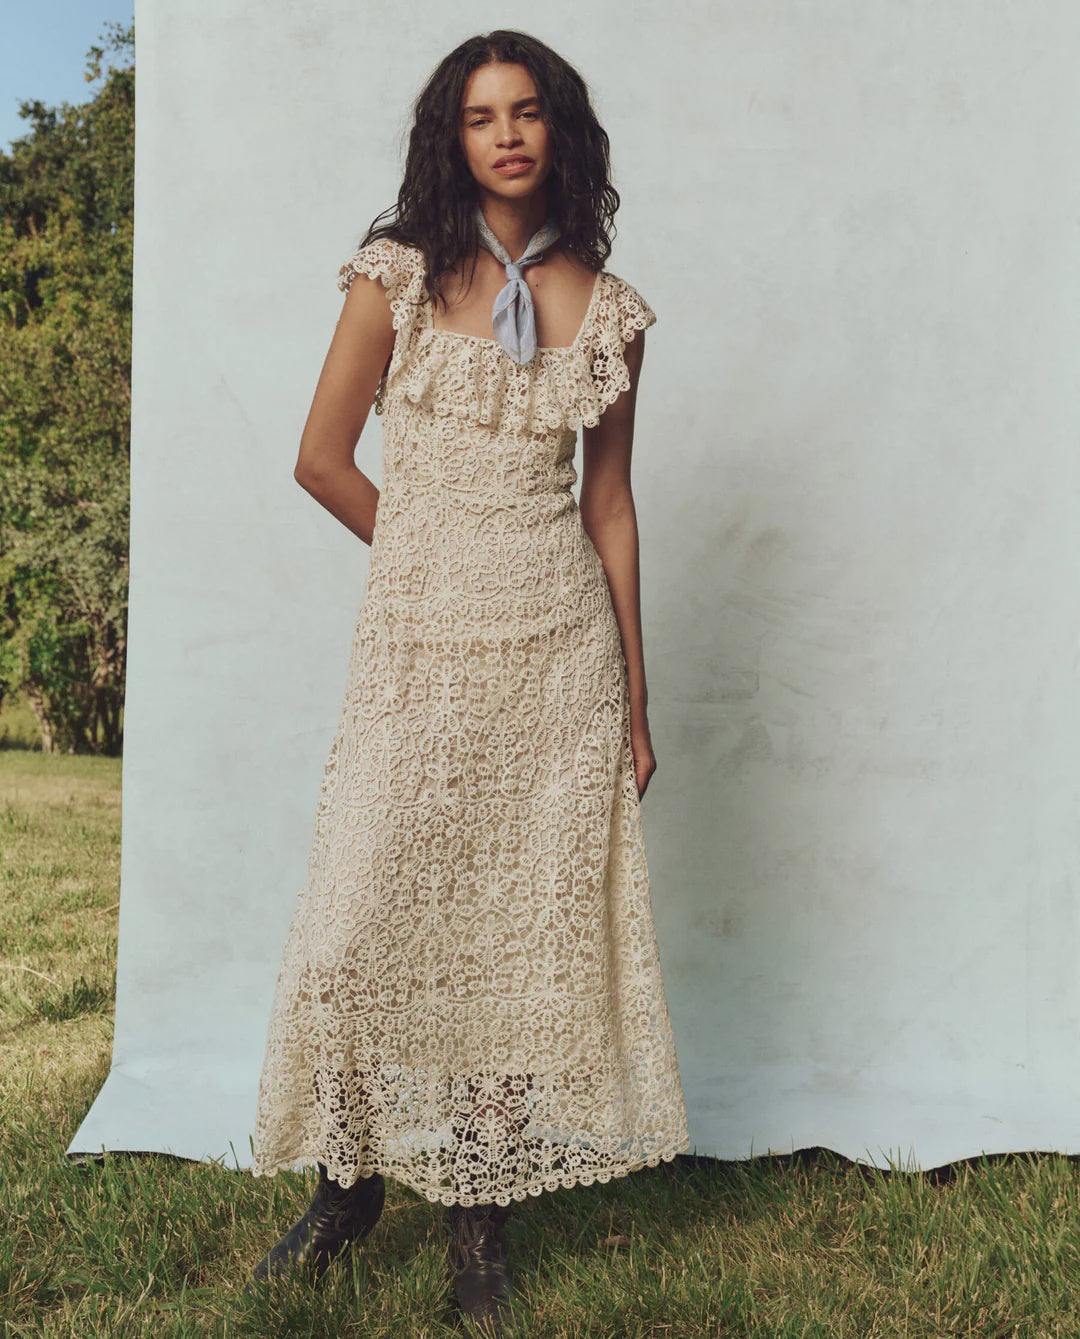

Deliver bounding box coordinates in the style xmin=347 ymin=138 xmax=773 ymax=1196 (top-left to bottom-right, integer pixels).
xmin=336 ymin=237 xmax=428 ymax=413
xmin=583 ymin=273 xmax=657 ymax=425
xmin=611 ymin=274 xmax=657 ymax=344
xmin=338 ymin=237 xmax=424 ymax=327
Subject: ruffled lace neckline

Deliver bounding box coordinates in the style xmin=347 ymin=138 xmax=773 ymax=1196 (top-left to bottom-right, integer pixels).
xmin=421 ymin=268 xmax=604 ymax=359
xmin=338 ymin=238 xmax=658 ymax=435
xmin=395 ymin=269 xmax=647 ymax=436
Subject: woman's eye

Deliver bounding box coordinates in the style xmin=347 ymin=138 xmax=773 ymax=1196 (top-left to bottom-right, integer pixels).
xmin=468 ymin=112 xmax=540 ymax=128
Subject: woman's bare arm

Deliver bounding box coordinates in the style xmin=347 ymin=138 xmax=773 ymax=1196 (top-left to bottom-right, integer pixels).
xmin=292 ymin=273 xmax=398 ymax=546
xmin=579 ymin=331 xmax=656 ymax=797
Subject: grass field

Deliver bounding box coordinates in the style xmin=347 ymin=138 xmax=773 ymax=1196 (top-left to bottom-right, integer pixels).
xmin=2 ymin=733 xmax=1079 ymax=1337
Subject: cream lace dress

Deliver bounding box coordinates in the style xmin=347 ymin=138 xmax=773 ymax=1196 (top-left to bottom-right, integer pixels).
xmin=250 ymin=236 xmax=692 ymax=1207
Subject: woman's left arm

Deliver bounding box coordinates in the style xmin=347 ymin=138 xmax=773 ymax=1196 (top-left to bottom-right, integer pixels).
xmin=579 ymin=329 xmax=656 ymax=799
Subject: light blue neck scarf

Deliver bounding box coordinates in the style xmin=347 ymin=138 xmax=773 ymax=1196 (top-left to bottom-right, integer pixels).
xmin=475 ymin=207 xmax=562 ymax=364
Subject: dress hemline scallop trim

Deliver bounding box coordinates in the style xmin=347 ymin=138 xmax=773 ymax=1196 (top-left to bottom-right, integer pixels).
xmin=249 ymin=1129 xmax=693 ymax=1208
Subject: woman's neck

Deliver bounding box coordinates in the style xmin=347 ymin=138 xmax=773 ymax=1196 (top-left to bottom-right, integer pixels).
xmin=476 ymin=192 xmax=551 ymax=260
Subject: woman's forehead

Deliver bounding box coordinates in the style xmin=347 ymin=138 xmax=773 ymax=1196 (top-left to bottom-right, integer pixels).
xmin=460 ymin=62 xmax=538 ymax=111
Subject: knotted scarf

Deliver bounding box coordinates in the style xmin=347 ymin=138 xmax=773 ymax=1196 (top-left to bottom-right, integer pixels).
xmin=475 ymin=206 xmax=562 ymax=364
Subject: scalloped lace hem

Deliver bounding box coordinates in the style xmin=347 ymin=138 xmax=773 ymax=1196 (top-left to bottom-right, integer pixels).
xmin=249 ymin=1133 xmax=693 ymax=1208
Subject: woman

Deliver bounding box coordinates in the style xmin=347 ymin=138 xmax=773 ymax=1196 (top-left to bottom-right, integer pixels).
xmin=247 ymin=29 xmax=691 ymax=1336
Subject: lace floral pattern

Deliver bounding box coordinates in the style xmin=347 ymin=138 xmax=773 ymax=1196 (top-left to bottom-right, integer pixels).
xmin=251 ymin=237 xmax=690 ymax=1206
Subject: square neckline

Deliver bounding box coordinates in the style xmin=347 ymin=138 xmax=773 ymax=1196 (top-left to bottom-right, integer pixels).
xmin=422 ymin=269 xmax=605 ymax=357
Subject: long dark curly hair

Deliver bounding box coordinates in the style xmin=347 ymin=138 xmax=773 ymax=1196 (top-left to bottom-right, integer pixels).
xmin=355 ymin=30 xmax=620 ymax=314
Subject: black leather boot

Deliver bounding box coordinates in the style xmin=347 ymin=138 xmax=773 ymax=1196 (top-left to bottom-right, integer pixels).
xmin=447 ymin=1200 xmax=517 ymax=1335
xmin=245 ymin=1161 xmax=385 ymax=1292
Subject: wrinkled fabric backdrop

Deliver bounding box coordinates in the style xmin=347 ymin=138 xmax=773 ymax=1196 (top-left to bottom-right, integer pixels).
xmin=68 ymin=0 xmax=1080 ymax=1176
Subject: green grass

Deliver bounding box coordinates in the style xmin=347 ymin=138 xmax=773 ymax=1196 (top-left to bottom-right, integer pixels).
xmin=2 ymin=751 xmax=1080 ymax=1337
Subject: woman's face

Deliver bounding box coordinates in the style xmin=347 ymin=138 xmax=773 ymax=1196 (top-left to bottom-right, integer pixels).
xmin=458 ymin=61 xmax=553 ymax=202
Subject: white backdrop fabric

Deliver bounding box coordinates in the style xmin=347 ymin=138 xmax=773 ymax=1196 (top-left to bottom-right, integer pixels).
xmin=68 ymin=0 xmax=1080 ymax=1177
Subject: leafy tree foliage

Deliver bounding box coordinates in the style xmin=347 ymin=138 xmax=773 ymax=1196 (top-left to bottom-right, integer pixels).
xmin=0 ymin=22 xmax=132 ymax=753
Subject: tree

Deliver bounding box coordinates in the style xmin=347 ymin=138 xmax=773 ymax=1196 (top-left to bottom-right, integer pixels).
xmin=0 ymin=21 xmax=133 ymax=754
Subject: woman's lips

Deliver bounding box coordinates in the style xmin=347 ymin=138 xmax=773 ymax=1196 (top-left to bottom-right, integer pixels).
xmin=493 ymin=159 xmax=533 ymax=175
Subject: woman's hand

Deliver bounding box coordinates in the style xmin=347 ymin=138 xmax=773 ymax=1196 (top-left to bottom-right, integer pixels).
xmin=630 ymin=709 xmax=657 ymax=799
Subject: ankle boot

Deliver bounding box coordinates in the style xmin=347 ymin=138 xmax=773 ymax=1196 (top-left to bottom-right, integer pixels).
xmin=246 ymin=1161 xmax=385 ymax=1292
xmin=447 ymin=1200 xmax=517 ymax=1335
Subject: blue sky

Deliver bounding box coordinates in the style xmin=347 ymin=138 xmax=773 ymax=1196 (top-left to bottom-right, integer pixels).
xmin=1 ymin=1 xmax=135 ymax=154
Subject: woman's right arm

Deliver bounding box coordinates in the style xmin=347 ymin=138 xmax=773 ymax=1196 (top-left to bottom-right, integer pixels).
xmin=292 ymin=272 xmax=397 ymax=547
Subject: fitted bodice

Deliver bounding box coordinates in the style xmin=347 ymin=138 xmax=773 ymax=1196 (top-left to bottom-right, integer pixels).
xmin=336 ymin=237 xmax=658 ymax=636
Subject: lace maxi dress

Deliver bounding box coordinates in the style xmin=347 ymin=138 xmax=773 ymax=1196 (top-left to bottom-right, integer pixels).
xmin=250 ymin=237 xmax=692 ymax=1207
